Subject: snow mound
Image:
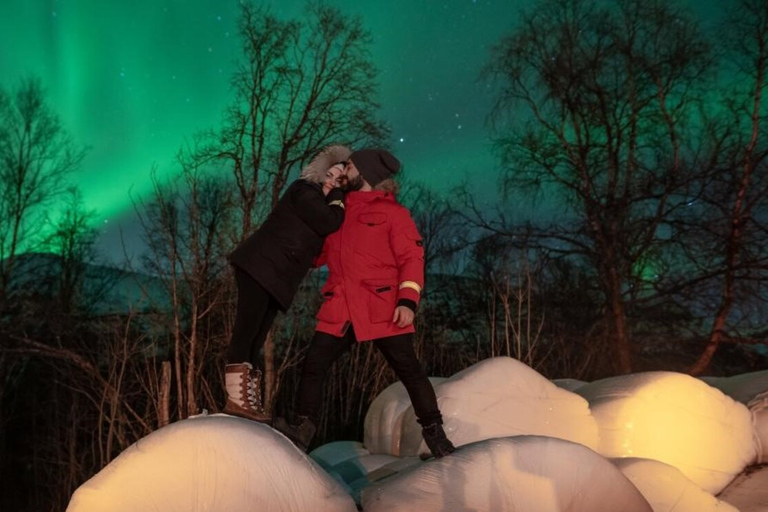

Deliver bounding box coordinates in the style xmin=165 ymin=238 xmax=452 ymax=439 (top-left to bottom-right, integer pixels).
xmin=395 ymin=357 xmax=599 ymax=457
xmin=703 ymin=370 xmax=768 ymax=463
xmin=719 ymin=464 xmax=768 ymax=512
xmin=66 ymin=414 xmax=357 ymax=512
xmin=361 ymin=436 xmax=653 ymax=512
xmin=613 ymin=458 xmax=738 ymax=512
xmin=364 ymin=377 xmax=446 ymax=455
xmin=576 ymin=371 xmax=756 ymax=494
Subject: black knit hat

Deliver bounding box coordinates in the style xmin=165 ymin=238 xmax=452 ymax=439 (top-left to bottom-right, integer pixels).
xmin=349 ymin=149 xmax=401 ymax=187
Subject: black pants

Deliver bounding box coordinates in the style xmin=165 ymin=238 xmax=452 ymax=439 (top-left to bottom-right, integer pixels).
xmin=296 ymin=328 xmax=443 ymax=427
xmin=227 ymin=267 xmax=280 ymax=369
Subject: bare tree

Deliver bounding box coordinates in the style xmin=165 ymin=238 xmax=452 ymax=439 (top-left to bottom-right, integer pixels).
xmin=484 ymin=0 xmax=712 ymax=373
xmin=207 ymin=1 xmax=387 ymax=237
xmin=0 ymin=77 xmax=87 ymax=301
xmin=39 ymin=188 xmax=100 ymax=314
xmin=136 ymin=154 xmax=235 ymax=420
xmin=678 ymin=0 xmax=768 ymax=374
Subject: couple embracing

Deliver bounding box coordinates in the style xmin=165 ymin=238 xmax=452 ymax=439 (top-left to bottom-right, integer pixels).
xmin=225 ymin=145 xmax=455 ymax=459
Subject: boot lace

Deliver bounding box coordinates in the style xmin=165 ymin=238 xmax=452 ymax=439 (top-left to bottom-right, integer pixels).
xmin=246 ymin=368 xmax=264 ymax=411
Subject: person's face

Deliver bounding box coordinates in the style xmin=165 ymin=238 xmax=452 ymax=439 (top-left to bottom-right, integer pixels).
xmin=342 ymin=160 xmax=364 ymax=192
xmin=322 ymin=165 xmax=344 ymax=195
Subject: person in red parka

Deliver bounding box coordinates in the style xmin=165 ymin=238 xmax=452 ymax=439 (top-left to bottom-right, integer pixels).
xmin=275 ymin=148 xmax=456 ymax=458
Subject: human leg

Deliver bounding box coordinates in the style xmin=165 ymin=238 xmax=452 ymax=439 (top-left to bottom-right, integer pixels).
xmin=224 ymin=267 xmax=278 ymax=423
xmin=227 ymin=267 xmax=278 ymax=365
xmin=275 ymin=330 xmax=353 ymax=450
xmin=374 ymin=334 xmax=455 ymax=457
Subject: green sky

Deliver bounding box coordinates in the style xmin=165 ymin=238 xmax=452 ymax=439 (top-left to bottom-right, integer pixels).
xmin=0 ymin=0 xmax=720 ymax=262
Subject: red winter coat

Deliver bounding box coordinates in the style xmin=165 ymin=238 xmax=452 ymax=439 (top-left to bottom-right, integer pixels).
xmin=314 ymin=190 xmax=424 ymax=341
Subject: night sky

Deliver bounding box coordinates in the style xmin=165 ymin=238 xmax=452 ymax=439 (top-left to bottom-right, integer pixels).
xmin=1 ymin=0 xmax=720 ymax=263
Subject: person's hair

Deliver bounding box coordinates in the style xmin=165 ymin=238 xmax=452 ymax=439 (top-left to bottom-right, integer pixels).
xmin=373 ymin=178 xmax=399 ymax=195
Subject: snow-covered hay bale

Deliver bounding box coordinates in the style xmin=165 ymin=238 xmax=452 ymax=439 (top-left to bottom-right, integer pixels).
xmin=576 ymin=371 xmax=756 ymax=494
xmin=66 ymin=415 xmax=357 ymax=512
xmin=613 ymin=458 xmax=738 ymax=512
xmin=396 ymin=357 xmax=599 ymax=457
xmin=361 ymin=436 xmax=653 ymax=512
xmin=364 ymin=377 xmax=446 ymax=455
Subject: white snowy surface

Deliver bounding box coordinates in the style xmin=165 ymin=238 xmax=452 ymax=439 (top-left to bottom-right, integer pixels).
xmin=393 ymin=357 xmax=599 ymax=457
xmin=361 ymin=436 xmax=653 ymax=512
xmin=576 ymin=371 xmax=757 ymax=494
xmin=66 ymin=414 xmax=357 ymax=512
xmin=612 ymin=458 xmax=738 ymax=512
xmin=719 ymin=464 xmax=768 ymax=512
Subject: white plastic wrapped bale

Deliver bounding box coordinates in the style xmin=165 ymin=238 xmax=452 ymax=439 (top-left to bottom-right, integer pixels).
xmin=701 ymin=370 xmax=768 ymax=405
xmin=66 ymin=414 xmax=357 ymax=512
xmin=719 ymin=464 xmax=768 ymax=512
xmin=361 ymin=436 xmax=653 ymax=512
xmin=702 ymin=370 xmax=768 ymax=463
xmin=613 ymin=458 xmax=738 ymax=512
xmin=309 ymin=440 xmax=401 ymax=502
xmin=576 ymin=371 xmax=757 ymax=494
xmin=552 ymin=377 xmax=589 ymax=392
xmin=364 ymin=377 xmax=446 ymax=455
xmin=396 ymin=357 xmax=599 ymax=458
xmin=310 ymin=440 xmax=371 ymax=473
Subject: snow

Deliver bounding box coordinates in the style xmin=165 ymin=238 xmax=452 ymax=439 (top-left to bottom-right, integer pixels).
xmin=66 ymin=357 xmax=768 ymax=512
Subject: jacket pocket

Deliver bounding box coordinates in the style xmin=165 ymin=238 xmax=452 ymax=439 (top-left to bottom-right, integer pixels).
xmin=362 ymin=280 xmax=396 ymax=323
xmin=357 ymin=212 xmax=388 ymax=226
xmin=317 ymin=283 xmax=345 ymax=323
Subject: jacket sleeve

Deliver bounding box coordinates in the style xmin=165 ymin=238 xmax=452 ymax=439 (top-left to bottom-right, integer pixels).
xmin=313 ymin=236 xmax=330 ymax=268
xmin=294 ymin=185 xmax=345 ymax=237
xmin=389 ymin=205 xmax=424 ymax=312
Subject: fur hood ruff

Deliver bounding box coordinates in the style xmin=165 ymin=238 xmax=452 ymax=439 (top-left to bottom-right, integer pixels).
xmin=300 ymin=144 xmax=352 ymax=183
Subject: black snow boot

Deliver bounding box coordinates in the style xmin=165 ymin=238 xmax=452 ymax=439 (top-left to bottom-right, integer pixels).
xmin=274 ymin=415 xmax=316 ymax=452
xmin=422 ymin=422 xmax=456 ymax=458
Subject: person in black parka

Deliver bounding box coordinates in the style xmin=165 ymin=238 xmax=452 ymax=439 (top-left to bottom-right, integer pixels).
xmin=223 ymin=144 xmax=351 ymax=423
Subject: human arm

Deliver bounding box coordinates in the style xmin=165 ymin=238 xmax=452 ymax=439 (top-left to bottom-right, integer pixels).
xmin=294 ymin=184 xmax=345 ymax=237
xmin=389 ymin=206 xmax=424 ymax=322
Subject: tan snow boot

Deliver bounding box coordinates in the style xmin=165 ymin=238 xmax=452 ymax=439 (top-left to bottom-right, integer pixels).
xmin=223 ymin=363 xmax=271 ymax=424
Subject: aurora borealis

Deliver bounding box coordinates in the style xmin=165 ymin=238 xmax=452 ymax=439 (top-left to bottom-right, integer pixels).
xmin=1 ymin=0 xmax=720 ymax=261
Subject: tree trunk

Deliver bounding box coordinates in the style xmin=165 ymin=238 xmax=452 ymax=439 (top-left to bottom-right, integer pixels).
xmin=263 ymin=328 xmax=275 ymax=413
xmin=159 ymin=361 xmax=172 ymax=428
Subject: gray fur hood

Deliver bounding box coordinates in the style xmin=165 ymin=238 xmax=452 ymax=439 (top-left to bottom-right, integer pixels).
xmin=300 ymin=144 xmax=352 ymax=184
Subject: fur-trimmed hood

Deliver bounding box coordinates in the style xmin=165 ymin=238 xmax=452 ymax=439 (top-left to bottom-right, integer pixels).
xmin=300 ymin=144 xmax=352 ymax=184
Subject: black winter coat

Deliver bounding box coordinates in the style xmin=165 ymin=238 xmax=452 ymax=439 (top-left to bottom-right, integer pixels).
xmin=228 ymin=180 xmax=345 ymax=311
